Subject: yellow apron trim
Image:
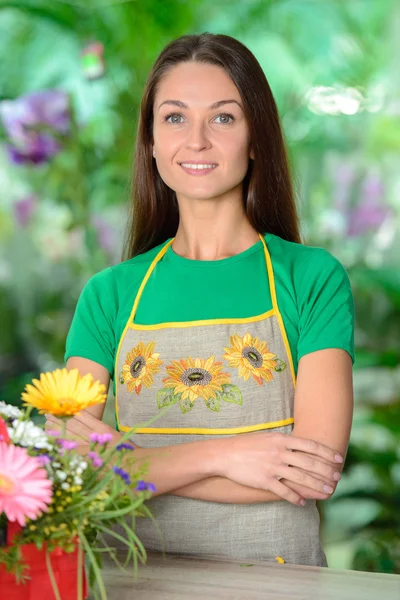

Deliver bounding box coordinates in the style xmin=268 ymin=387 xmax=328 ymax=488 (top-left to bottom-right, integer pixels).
xmin=275 ymin=310 xmax=296 ymax=387
xmin=114 ymin=239 xmax=174 ymax=427
xmin=260 ymin=235 xmax=296 ymax=388
xmin=118 ymin=417 xmax=294 ymax=435
xmin=128 ymin=308 xmax=276 ymax=330
xmin=130 ymin=239 xmax=174 ymax=323
xmin=260 ymin=235 xmax=278 ymax=312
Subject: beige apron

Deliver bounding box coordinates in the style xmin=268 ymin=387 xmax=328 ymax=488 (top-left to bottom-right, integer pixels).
xmin=114 ymin=234 xmax=327 ymax=566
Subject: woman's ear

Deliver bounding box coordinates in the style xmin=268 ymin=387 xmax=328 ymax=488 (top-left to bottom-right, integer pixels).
xmin=249 ymin=144 xmax=255 ymax=160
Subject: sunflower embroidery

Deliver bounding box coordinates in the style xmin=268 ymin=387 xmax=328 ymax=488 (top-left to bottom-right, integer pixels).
xmin=121 ymin=341 xmax=163 ymax=395
xmin=159 ymin=356 xmax=241 ymax=413
xmin=223 ymin=333 xmax=285 ymax=385
xmin=163 ymin=356 xmax=230 ymax=402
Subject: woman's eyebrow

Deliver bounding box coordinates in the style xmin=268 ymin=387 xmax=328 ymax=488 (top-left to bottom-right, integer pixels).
xmin=157 ymin=99 xmax=243 ymax=111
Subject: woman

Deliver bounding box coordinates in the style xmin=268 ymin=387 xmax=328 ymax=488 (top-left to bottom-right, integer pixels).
xmin=47 ymin=33 xmax=354 ymax=566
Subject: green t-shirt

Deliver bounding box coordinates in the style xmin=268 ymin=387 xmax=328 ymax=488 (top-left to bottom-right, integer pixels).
xmin=65 ymin=233 xmax=355 ymax=394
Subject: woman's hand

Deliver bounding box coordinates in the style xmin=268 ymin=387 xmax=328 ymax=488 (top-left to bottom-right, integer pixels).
xmin=45 ymin=410 xmax=122 ymax=447
xmin=215 ymin=431 xmax=343 ymax=506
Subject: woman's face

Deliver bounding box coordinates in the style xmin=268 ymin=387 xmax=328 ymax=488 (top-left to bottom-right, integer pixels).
xmin=152 ymin=62 xmax=254 ymax=204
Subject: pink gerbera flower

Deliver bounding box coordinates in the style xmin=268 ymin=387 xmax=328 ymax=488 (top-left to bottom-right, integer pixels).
xmin=0 ymin=442 xmax=53 ymax=526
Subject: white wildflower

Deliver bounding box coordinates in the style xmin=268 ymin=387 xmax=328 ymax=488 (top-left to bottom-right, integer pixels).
xmin=74 ymin=476 xmax=83 ymax=486
xmin=72 ymin=460 xmax=88 ymax=476
xmin=0 ymin=401 xmax=22 ymax=420
xmin=8 ymin=420 xmax=52 ymax=450
xmin=61 ymin=482 xmax=70 ymax=490
xmin=52 ymin=462 xmax=61 ymax=468
xmin=56 ymin=470 xmax=67 ymax=481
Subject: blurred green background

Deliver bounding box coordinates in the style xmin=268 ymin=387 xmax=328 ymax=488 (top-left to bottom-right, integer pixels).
xmin=0 ymin=0 xmax=399 ymax=574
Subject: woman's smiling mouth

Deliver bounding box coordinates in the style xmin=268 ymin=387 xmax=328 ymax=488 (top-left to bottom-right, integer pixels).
xmin=179 ymin=162 xmax=218 ymax=176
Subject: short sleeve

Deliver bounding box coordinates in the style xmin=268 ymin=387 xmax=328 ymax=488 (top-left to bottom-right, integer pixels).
xmin=296 ymin=249 xmax=355 ymax=365
xmin=64 ymin=267 xmax=118 ymax=378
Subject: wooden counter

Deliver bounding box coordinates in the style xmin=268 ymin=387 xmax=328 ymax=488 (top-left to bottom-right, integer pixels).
xmin=98 ymin=550 xmax=400 ymax=599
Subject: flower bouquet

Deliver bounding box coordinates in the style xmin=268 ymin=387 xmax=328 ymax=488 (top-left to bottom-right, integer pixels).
xmin=0 ymin=369 xmax=156 ymax=600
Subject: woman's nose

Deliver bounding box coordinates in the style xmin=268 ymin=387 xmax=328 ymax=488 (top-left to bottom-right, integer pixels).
xmin=185 ymin=122 xmax=211 ymax=150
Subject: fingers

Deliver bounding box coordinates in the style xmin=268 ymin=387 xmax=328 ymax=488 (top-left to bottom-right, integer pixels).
xmin=45 ymin=415 xmax=91 ymax=440
xmin=73 ymin=410 xmax=104 ymax=425
xmin=281 ymin=450 xmax=341 ymax=484
xmin=268 ymin=479 xmax=306 ymax=507
xmin=285 ymin=435 xmax=344 ymax=465
xmin=278 ymin=465 xmax=335 ymax=496
xmin=45 ymin=414 xmax=60 ymax=425
xmin=280 ymin=478 xmax=331 ymax=501
xmin=45 ymin=421 xmax=87 ymax=443
xmin=45 ymin=417 xmax=61 ymax=433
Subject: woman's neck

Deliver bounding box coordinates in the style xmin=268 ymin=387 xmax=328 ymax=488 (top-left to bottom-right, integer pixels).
xmin=172 ymin=198 xmax=260 ymax=261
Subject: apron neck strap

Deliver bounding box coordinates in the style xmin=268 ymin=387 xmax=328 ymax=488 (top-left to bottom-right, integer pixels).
xmin=130 ymin=233 xmax=278 ymax=323
xmin=130 ymin=238 xmax=173 ymax=323
xmin=258 ymin=233 xmax=279 ymax=313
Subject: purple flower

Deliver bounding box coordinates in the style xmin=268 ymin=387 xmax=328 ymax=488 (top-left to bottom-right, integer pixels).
xmin=333 ymin=163 xmax=355 ymax=211
xmin=92 ymin=215 xmax=116 ymax=255
xmin=57 ymin=439 xmax=78 ymax=451
xmin=7 ymin=136 xmax=61 ymax=165
xmin=0 ymin=89 xmax=70 ymax=165
xmin=135 ymin=480 xmax=156 ymax=493
xmin=116 ymin=443 xmax=135 ymax=451
xmin=347 ymin=174 xmax=391 ymax=237
xmin=13 ymin=195 xmax=37 ymax=228
xmin=113 ymin=466 xmax=131 ymax=485
xmin=88 ymin=451 xmax=103 ymax=468
xmin=46 ymin=430 xmax=61 ymax=437
xmin=90 ymin=433 xmax=113 ymax=445
xmin=36 ymin=455 xmax=51 ymax=466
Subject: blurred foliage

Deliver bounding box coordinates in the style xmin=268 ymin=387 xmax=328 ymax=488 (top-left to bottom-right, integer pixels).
xmin=0 ymin=0 xmax=399 ymax=573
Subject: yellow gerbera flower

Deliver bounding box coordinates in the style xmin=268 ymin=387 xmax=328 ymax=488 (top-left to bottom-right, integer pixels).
xmin=122 ymin=341 xmax=163 ymax=395
xmin=223 ymin=333 xmax=277 ymax=385
xmin=21 ymin=368 xmax=107 ymax=417
xmin=162 ymin=356 xmax=231 ymax=403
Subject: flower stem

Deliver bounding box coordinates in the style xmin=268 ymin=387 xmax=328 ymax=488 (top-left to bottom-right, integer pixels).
xmin=61 ymin=419 xmax=67 ymax=439
xmin=45 ymin=548 xmax=62 ymax=600
xmin=77 ymin=538 xmax=84 ymax=600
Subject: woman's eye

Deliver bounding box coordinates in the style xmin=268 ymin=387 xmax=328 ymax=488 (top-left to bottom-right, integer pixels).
xmin=165 ymin=113 xmax=183 ymax=124
xmin=215 ymin=113 xmax=235 ymax=124
xmin=164 ymin=113 xmax=235 ymax=124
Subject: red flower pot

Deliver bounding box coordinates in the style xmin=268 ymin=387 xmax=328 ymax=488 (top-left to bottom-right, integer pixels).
xmin=0 ymin=522 xmax=88 ymax=600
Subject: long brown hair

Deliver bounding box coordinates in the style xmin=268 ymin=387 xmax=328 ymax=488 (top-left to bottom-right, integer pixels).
xmin=123 ymin=33 xmax=301 ymax=260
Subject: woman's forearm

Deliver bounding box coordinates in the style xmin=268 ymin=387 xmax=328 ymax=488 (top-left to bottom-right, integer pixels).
xmin=170 ymin=476 xmax=330 ymax=504
xmin=75 ymin=438 xmax=224 ymax=496
xmin=170 ymin=476 xmax=281 ymax=504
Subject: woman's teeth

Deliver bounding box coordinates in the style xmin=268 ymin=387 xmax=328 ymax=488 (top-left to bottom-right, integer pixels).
xmin=180 ymin=163 xmax=217 ymax=170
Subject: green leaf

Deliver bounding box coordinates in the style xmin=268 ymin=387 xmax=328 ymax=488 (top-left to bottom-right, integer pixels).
xmin=220 ymin=384 xmax=243 ymax=405
xmin=156 ymin=387 xmax=178 ymax=409
xmin=274 ymin=359 xmax=287 ymax=372
xmin=205 ymin=396 xmax=221 ymax=412
xmin=94 ymin=523 xmax=139 ymax=553
xmin=96 ymin=496 xmax=144 ymax=521
xmin=179 ymin=396 xmax=195 ymax=413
